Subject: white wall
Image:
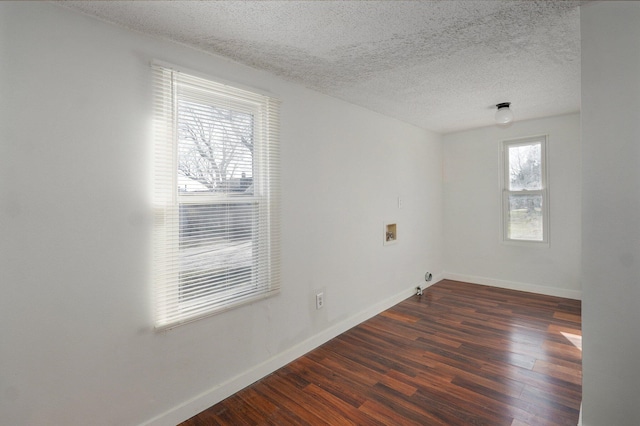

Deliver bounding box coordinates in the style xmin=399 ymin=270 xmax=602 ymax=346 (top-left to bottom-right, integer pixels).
xmin=581 ymin=2 xmax=640 ymax=425
xmin=0 ymin=3 xmax=443 ymax=425
xmin=443 ymin=114 xmax=581 ymax=299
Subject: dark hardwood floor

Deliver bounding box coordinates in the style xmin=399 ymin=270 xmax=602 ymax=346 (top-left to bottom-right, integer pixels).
xmin=180 ymin=280 xmax=582 ymax=425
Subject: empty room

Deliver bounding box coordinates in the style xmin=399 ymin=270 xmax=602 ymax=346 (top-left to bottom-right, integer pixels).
xmin=1 ymin=1 xmax=639 ymax=425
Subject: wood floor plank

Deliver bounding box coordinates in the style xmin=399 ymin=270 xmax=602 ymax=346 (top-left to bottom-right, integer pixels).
xmin=357 ymin=400 xmax=430 ymax=426
xmin=543 ymin=336 xmax=581 ymax=355
xmin=379 ymin=309 xmax=420 ymax=323
xmin=303 ymin=383 xmax=386 ymax=426
xmin=310 ymin=351 xmax=382 ymax=387
xmin=179 ymin=280 xmax=581 ymax=425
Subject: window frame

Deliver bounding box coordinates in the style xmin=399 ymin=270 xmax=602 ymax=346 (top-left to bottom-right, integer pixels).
xmin=500 ymin=135 xmax=550 ymax=247
xmin=152 ymin=62 xmax=281 ymax=329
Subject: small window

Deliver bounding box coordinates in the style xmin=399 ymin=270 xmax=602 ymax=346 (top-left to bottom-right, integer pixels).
xmin=501 ymin=136 xmax=549 ymax=245
xmin=152 ymin=63 xmax=281 ymax=329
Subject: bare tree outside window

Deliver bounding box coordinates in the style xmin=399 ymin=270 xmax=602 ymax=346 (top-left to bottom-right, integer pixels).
xmin=176 ymin=99 xmax=257 ymax=302
xmin=503 ymin=139 xmax=547 ymax=243
xmin=177 ymin=99 xmax=254 ymax=194
xmin=509 ymin=143 xmax=541 ymax=191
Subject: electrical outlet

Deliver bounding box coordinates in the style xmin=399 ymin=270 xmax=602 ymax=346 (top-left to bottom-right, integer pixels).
xmin=316 ymin=292 xmax=324 ymax=310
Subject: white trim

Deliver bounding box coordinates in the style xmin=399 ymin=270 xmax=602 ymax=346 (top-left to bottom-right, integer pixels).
xmin=140 ymin=279 xmax=440 ymax=426
xmin=578 ymin=402 xmax=582 ymax=426
xmin=443 ymin=272 xmax=581 ymax=300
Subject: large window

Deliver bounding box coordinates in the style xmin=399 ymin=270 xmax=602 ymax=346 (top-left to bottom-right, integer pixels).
xmin=152 ymin=63 xmax=280 ymax=329
xmin=501 ymin=136 xmax=548 ymax=245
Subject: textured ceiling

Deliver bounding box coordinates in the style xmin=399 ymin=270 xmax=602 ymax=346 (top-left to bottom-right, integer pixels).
xmin=59 ymin=1 xmax=582 ymax=134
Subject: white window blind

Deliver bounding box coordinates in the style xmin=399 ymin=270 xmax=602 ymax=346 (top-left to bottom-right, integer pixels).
xmin=152 ymin=64 xmax=281 ymax=329
xmin=501 ymin=136 xmax=549 ymax=245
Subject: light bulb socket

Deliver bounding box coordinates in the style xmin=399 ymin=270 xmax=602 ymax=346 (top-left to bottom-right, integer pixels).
xmin=496 ymin=102 xmax=511 ymax=110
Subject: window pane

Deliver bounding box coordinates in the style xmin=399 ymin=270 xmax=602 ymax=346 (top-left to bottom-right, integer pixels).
xmin=508 ymin=194 xmax=543 ymax=241
xmin=508 ymin=143 xmax=541 ymax=191
xmin=177 ymin=99 xmax=254 ymax=195
xmin=179 ymin=202 xmax=257 ymax=303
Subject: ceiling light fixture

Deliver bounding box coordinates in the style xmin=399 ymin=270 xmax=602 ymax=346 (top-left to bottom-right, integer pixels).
xmin=495 ymin=102 xmax=513 ymax=125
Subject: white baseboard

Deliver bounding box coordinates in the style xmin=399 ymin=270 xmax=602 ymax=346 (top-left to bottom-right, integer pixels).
xmin=443 ymin=272 xmax=582 ymax=300
xmin=445 ymin=272 xmax=583 ymax=424
xmin=141 ymin=281 xmax=432 ymax=426
xmin=141 ymin=273 xmax=572 ymax=425
xmin=578 ymin=402 xmax=582 ymax=426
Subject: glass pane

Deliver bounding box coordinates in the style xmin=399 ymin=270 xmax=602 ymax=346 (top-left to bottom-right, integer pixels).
xmin=177 ymin=99 xmax=254 ymax=195
xmin=179 ymin=202 xmax=257 ymax=302
xmin=508 ymin=194 xmax=543 ymax=241
xmin=508 ymin=143 xmax=541 ymax=191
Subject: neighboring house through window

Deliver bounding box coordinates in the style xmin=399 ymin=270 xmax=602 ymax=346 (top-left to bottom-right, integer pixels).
xmin=501 ymin=135 xmax=549 ymax=245
xmin=152 ymin=63 xmax=281 ymax=329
